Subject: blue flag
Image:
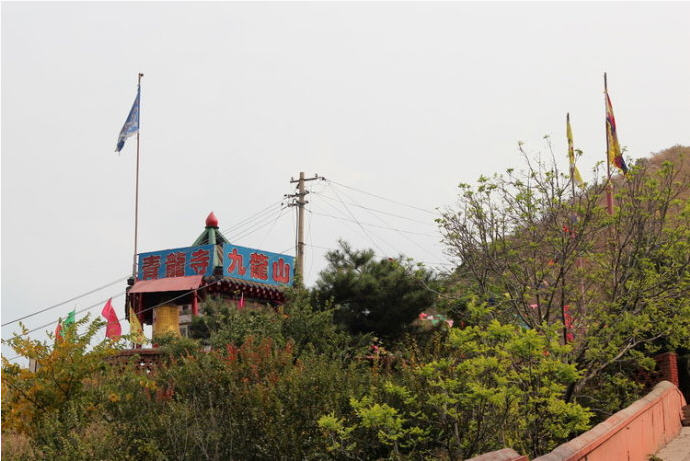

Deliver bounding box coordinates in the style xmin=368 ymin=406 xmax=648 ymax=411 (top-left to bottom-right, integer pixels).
xmin=115 ymin=85 xmax=140 ymax=152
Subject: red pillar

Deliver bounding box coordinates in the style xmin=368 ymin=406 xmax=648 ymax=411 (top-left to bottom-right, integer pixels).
xmin=655 ymin=352 xmax=679 ymax=387
xmin=192 ymin=290 xmax=199 ymax=316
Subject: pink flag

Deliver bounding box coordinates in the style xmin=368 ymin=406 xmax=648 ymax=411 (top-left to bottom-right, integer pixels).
xmin=54 ymin=319 xmax=63 ymax=343
xmin=101 ymin=298 xmax=122 ymax=339
xmin=238 ymin=292 xmax=245 ymax=310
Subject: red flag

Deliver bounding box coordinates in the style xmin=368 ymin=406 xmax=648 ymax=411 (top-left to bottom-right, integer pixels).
xmin=238 ymin=292 xmax=245 ymax=310
xmin=101 ymin=298 xmax=122 ymax=339
xmin=55 ymin=319 xmax=63 ymax=343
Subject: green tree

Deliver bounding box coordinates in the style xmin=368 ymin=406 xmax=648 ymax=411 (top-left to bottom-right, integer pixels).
xmin=437 ymin=146 xmax=690 ymax=409
xmin=319 ymin=303 xmax=591 ymax=459
xmin=312 ymin=240 xmax=439 ymax=340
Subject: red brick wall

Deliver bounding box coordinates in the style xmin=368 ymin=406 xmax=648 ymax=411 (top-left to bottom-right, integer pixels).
xmin=656 ymin=352 xmax=679 ymax=387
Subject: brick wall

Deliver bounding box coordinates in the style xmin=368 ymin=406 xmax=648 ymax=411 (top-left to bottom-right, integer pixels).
xmin=656 ymin=352 xmax=679 ymax=387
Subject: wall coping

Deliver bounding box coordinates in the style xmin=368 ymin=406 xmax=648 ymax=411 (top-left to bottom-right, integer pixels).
xmin=533 ymin=380 xmax=686 ymax=461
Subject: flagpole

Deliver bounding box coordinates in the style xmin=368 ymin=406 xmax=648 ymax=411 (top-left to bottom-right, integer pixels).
xmin=567 ymin=113 xmax=576 ymax=200
xmin=567 ymin=112 xmax=585 ymax=341
xmin=604 ymin=73 xmax=614 ymax=215
xmin=133 ymin=73 xmax=144 ymax=277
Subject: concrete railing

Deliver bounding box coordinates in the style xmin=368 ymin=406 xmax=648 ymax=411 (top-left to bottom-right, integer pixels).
xmin=533 ymin=380 xmax=687 ymax=461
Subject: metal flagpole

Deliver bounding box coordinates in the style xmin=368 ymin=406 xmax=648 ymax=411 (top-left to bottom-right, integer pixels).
xmin=133 ymin=72 xmax=144 ymax=277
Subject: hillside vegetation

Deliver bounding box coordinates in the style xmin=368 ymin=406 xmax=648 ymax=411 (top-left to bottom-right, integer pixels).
xmin=3 ymin=146 xmax=688 ymax=460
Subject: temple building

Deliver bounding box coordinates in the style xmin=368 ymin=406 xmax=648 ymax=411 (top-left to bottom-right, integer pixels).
xmin=126 ymin=212 xmax=293 ymax=339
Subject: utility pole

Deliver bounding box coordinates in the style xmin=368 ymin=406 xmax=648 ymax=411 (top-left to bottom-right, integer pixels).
xmin=287 ymin=172 xmax=325 ymax=283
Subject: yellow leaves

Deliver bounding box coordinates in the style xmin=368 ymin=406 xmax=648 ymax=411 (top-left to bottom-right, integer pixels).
xmin=108 ymin=393 xmax=120 ymax=403
xmin=2 ymin=316 xmax=122 ymax=436
xmin=139 ymin=378 xmax=157 ymax=391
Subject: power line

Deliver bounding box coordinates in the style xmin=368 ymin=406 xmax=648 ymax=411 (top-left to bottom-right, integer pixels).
xmin=304 ymin=243 xmax=453 ymax=269
xmin=5 ymin=291 xmax=127 ymax=339
xmin=2 ymin=281 xmax=217 ymax=363
xmin=327 ymin=185 xmax=387 ymax=255
xmin=1 ymin=275 xmax=130 ymax=327
xmin=310 ymin=192 xmax=403 ymax=256
xmin=231 ymin=206 xmax=289 ymax=243
xmin=308 ymin=209 xmax=440 ymax=238
xmin=258 ymin=207 xmax=289 ymax=249
xmin=327 ymin=183 xmax=443 ymax=260
xmin=220 ymin=201 xmax=284 ymax=236
xmin=312 ymin=192 xmax=437 ymax=227
xmin=327 ymin=179 xmax=436 ymax=215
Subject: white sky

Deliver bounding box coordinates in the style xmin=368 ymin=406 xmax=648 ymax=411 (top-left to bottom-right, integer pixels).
xmin=2 ymin=2 xmax=689 ymax=361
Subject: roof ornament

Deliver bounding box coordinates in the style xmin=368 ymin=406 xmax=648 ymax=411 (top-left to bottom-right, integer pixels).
xmin=205 ymin=211 xmax=219 ymax=228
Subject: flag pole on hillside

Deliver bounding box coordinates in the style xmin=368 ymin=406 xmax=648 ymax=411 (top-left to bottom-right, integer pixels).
xmin=604 ymin=73 xmax=614 ymax=215
xmin=604 ymin=73 xmax=629 ymax=215
xmin=566 ymin=113 xmax=586 ymax=342
xmin=566 ymin=113 xmax=584 ymax=197
xmin=115 ymin=73 xmax=144 ymax=277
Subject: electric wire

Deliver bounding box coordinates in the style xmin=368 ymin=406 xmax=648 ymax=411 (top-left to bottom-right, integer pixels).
xmin=308 ymin=209 xmax=439 ymax=237
xmin=326 ymin=179 xmax=436 ymax=215
xmin=258 ymin=207 xmax=289 ymax=249
xmin=303 ymin=243 xmax=453 ymax=269
xmin=327 ymin=184 xmax=387 ymax=255
xmin=1 ymin=275 xmax=130 ymax=327
xmin=219 ymin=200 xmax=284 ymax=236
xmin=230 ymin=206 xmax=289 ymax=243
xmin=4 ymin=291 xmax=127 ymax=340
xmin=312 ymin=192 xmax=437 ymax=227
xmin=329 ymin=183 xmax=443 ymax=260
xmin=2 ymin=281 xmax=223 ymax=363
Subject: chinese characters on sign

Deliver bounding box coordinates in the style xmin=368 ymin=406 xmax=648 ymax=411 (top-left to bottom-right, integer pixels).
xmin=222 ymin=244 xmax=294 ymax=286
xmin=137 ymin=245 xmax=215 ymax=280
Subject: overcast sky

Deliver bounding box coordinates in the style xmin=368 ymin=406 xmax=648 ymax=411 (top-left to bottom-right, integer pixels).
xmin=2 ymin=2 xmax=689 ymax=360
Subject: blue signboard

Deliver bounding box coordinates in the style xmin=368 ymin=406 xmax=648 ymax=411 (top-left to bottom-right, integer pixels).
xmin=137 ymin=244 xmax=215 ymax=280
xmin=222 ymin=243 xmax=294 ymax=287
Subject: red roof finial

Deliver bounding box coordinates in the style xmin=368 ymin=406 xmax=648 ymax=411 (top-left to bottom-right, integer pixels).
xmin=205 ymin=211 xmax=219 ymax=228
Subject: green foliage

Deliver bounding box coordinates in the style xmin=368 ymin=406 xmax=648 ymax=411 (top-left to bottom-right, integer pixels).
xmin=281 ymin=286 xmax=371 ymax=360
xmin=319 ymin=310 xmax=591 ymax=459
xmin=438 ymin=151 xmax=690 ymax=409
xmin=312 ymin=240 xmax=439 ymax=339
xmin=6 ymin=149 xmax=688 ymax=459
xmin=132 ymin=336 xmax=371 ymax=460
xmin=189 ymin=296 xmax=284 ymax=347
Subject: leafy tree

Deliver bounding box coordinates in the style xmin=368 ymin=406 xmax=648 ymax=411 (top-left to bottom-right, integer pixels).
xmin=1 ymin=316 xmax=121 ymax=436
xmin=189 ymin=296 xmax=284 ymax=348
xmin=189 ymin=291 xmax=368 ymax=361
xmin=438 ymin=146 xmax=690 ymax=407
xmin=124 ymin=335 xmax=372 ymax=460
xmin=319 ymin=302 xmax=591 ymax=459
xmin=312 ymin=240 xmax=439 ymax=339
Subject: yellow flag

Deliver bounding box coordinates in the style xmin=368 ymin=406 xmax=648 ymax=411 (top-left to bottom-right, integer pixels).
xmin=566 ymin=113 xmax=584 ymax=187
xmin=605 ymin=92 xmax=628 ymax=173
xmin=129 ymin=306 xmax=146 ymax=345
